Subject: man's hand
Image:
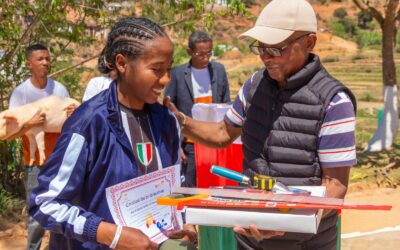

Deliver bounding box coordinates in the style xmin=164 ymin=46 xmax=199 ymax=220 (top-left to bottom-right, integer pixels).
xmin=233 ymin=225 xmax=284 ymax=242
xmin=166 ymin=224 xmax=197 ymax=243
xmin=163 ymin=96 xmax=241 ymax=149
xmin=3 ymin=109 xmax=45 ymax=141
xmin=65 ymin=103 xmax=78 ymax=118
xmin=25 ymin=109 xmax=46 ymax=128
xmin=322 ymin=166 xmax=350 ymax=217
xmin=97 ymin=222 xmax=158 ymax=250
xmin=163 ymin=96 xmax=185 ymax=127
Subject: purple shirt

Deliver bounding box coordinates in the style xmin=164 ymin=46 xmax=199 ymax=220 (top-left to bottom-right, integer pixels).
xmin=225 ymin=73 xmax=356 ymax=168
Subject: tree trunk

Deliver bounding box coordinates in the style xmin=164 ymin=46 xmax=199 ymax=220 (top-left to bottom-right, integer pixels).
xmin=367 ymin=21 xmax=398 ymax=151
xmin=367 ymin=86 xmax=398 ymax=151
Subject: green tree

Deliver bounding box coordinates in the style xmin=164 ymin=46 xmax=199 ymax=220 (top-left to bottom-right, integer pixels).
xmin=353 ymin=0 xmax=400 ymax=151
xmin=0 ymin=0 xmax=245 ymax=198
xmin=139 ymin=0 xmax=246 ymax=65
xmin=0 ymin=1 xmax=246 ymax=105
xmin=357 ymin=11 xmax=373 ymax=29
xmin=333 ymin=7 xmax=348 ymax=19
xmin=0 ymin=0 xmax=107 ymax=103
xmin=0 ymin=0 xmax=108 ymax=198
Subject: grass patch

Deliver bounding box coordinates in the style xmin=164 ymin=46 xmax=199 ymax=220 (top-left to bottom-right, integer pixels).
xmin=359 ymin=93 xmax=379 ymax=102
xmin=0 ymin=187 xmax=24 ymax=218
xmin=351 ymin=53 xmax=368 ymax=62
xmin=355 ymin=122 xmax=377 ymax=148
xmin=227 ymin=64 xmax=262 ymax=88
xmin=355 ymin=30 xmax=382 ymax=49
xmin=352 ymin=131 xmax=400 ymax=186
xmin=357 ymin=108 xmax=377 ymax=118
xmin=0 ymin=188 xmax=14 ymax=215
xmin=322 ymin=56 xmax=340 ymax=63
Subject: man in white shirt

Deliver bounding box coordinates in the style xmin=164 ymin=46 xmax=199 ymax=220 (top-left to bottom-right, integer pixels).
xmin=8 ymin=44 xmax=75 ymax=250
xmin=82 ymin=69 xmax=117 ymax=102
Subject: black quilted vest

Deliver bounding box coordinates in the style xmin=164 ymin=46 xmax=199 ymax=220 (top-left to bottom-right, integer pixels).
xmin=242 ymin=54 xmax=356 ymax=186
xmin=237 ymin=55 xmax=356 ymax=249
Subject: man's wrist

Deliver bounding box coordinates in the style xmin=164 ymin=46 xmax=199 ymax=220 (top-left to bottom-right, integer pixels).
xmin=179 ymin=112 xmax=187 ymax=129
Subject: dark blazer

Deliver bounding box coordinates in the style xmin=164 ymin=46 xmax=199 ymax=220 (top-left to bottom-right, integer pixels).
xmin=165 ymin=61 xmax=231 ymax=117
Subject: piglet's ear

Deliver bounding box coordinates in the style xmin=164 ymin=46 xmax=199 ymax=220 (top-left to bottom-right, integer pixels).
xmin=3 ymin=116 xmax=17 ymax=121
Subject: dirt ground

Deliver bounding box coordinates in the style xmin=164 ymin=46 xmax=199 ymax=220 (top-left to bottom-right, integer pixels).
xmin=341 ymin=185 xmax=400 ymax=250
xmin=0 ymin=184 xmax=398 ymax=250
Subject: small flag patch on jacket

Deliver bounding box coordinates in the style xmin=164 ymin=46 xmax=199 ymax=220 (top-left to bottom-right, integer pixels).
xmin=137 ymin=142 xmax=153 ymax=166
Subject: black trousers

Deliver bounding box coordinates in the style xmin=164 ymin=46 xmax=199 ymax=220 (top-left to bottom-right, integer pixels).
xmin=181 ymin=142 xmax=196 ymax=187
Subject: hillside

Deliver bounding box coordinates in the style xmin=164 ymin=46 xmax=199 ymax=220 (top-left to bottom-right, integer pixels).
xmin=73 ymin=0 xmax=398 ymax=152
xmin=76 ymin=0 xmax=368 ymax=90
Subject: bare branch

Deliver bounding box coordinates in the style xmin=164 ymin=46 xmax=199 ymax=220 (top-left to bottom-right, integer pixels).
xmin=162 ymin=16 xmax=193 ymax=27
xmin=49 ymin=53 xmax=100 ymax=78
xmin=352 ymin=0 xmax=369 ymax=11
xmin=386 ymin=0 xmax=400 ymax=21
xmin=0 ymin=19 xmax=39 ymax=71
xmin=52 ymin=13 xmax=88 ymax=61
xmin=353 ymin=0 xmax=385 ymax=26
xmin=40 ymin=20 xmax=54 ymax=37
xmin=161 ymin=7 xmax=209 ymax=27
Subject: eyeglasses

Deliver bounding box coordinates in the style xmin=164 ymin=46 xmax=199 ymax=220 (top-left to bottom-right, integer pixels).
xmin=249 ymin=33 xmax=310 ymax=57
xmin=192 ymin=51 xmax=213 ymax=57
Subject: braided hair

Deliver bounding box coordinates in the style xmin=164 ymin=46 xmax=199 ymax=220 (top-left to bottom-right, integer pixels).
xmin=98 ymin=17 xmax=167 ymax=74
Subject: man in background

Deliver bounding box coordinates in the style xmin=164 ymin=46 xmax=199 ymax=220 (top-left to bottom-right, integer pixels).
xmin=82 ymin=64 xmax=117 ymax=102
xmin=8 ymin=44 xmax=75 ymax=250
xmin=164 ymin=30 xmax=230 ymax=187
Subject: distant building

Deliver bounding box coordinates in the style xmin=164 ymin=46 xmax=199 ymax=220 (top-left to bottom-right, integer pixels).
xmin=216 ymin=0 xmax=228 ymax=5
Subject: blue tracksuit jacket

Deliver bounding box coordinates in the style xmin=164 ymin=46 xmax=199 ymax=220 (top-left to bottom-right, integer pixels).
xmin=29 ymin=82 xmax=180 ymax=249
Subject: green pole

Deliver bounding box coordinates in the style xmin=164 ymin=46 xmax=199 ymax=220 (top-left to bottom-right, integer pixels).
xmin=199 ymin=226 xmax=237 ymax=250
xmin=378 ymin=108 xmax=384 ymax=124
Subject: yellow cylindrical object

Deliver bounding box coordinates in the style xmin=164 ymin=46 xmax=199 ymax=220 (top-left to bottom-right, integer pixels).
xmin=253 ymin=174 xmax=276 ymax=191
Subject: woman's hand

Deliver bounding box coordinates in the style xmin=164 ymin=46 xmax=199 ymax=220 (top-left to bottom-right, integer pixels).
xmin=115 ymin=226 xmax=158 ymax=250
xmin=97 ymin=222 xmax=158 ymax=250
xmin=65 ymin=103 xmax=78 ymax=118
xmin=233 ymin=225 xmax=284 ymax=242
xmin=166 ymin=224 xmax=197 ymax=243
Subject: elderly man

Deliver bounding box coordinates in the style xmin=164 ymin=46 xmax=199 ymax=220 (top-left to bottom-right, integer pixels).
xmin=165 ymin=0 xmax=356 ymax=249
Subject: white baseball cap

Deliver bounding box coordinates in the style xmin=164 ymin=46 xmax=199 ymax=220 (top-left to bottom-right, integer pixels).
xmin=240 ymin=0 xmax=317 ymax=45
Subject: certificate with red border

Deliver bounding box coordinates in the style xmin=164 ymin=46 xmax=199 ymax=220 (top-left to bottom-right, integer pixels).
xmin=106 ymin=164 xmax=182 ymax=244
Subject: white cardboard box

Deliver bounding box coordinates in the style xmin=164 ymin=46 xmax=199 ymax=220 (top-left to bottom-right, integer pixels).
xmin=185 ymin=186 xmax=326 ymax=234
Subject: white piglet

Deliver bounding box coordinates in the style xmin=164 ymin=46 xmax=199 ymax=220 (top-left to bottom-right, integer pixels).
xmin=0 ymin=96 xmax=80 ymax=165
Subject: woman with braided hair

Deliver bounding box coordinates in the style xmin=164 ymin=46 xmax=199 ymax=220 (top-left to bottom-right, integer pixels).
xmin=29 ymin=17 xmax=197 ymax=250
